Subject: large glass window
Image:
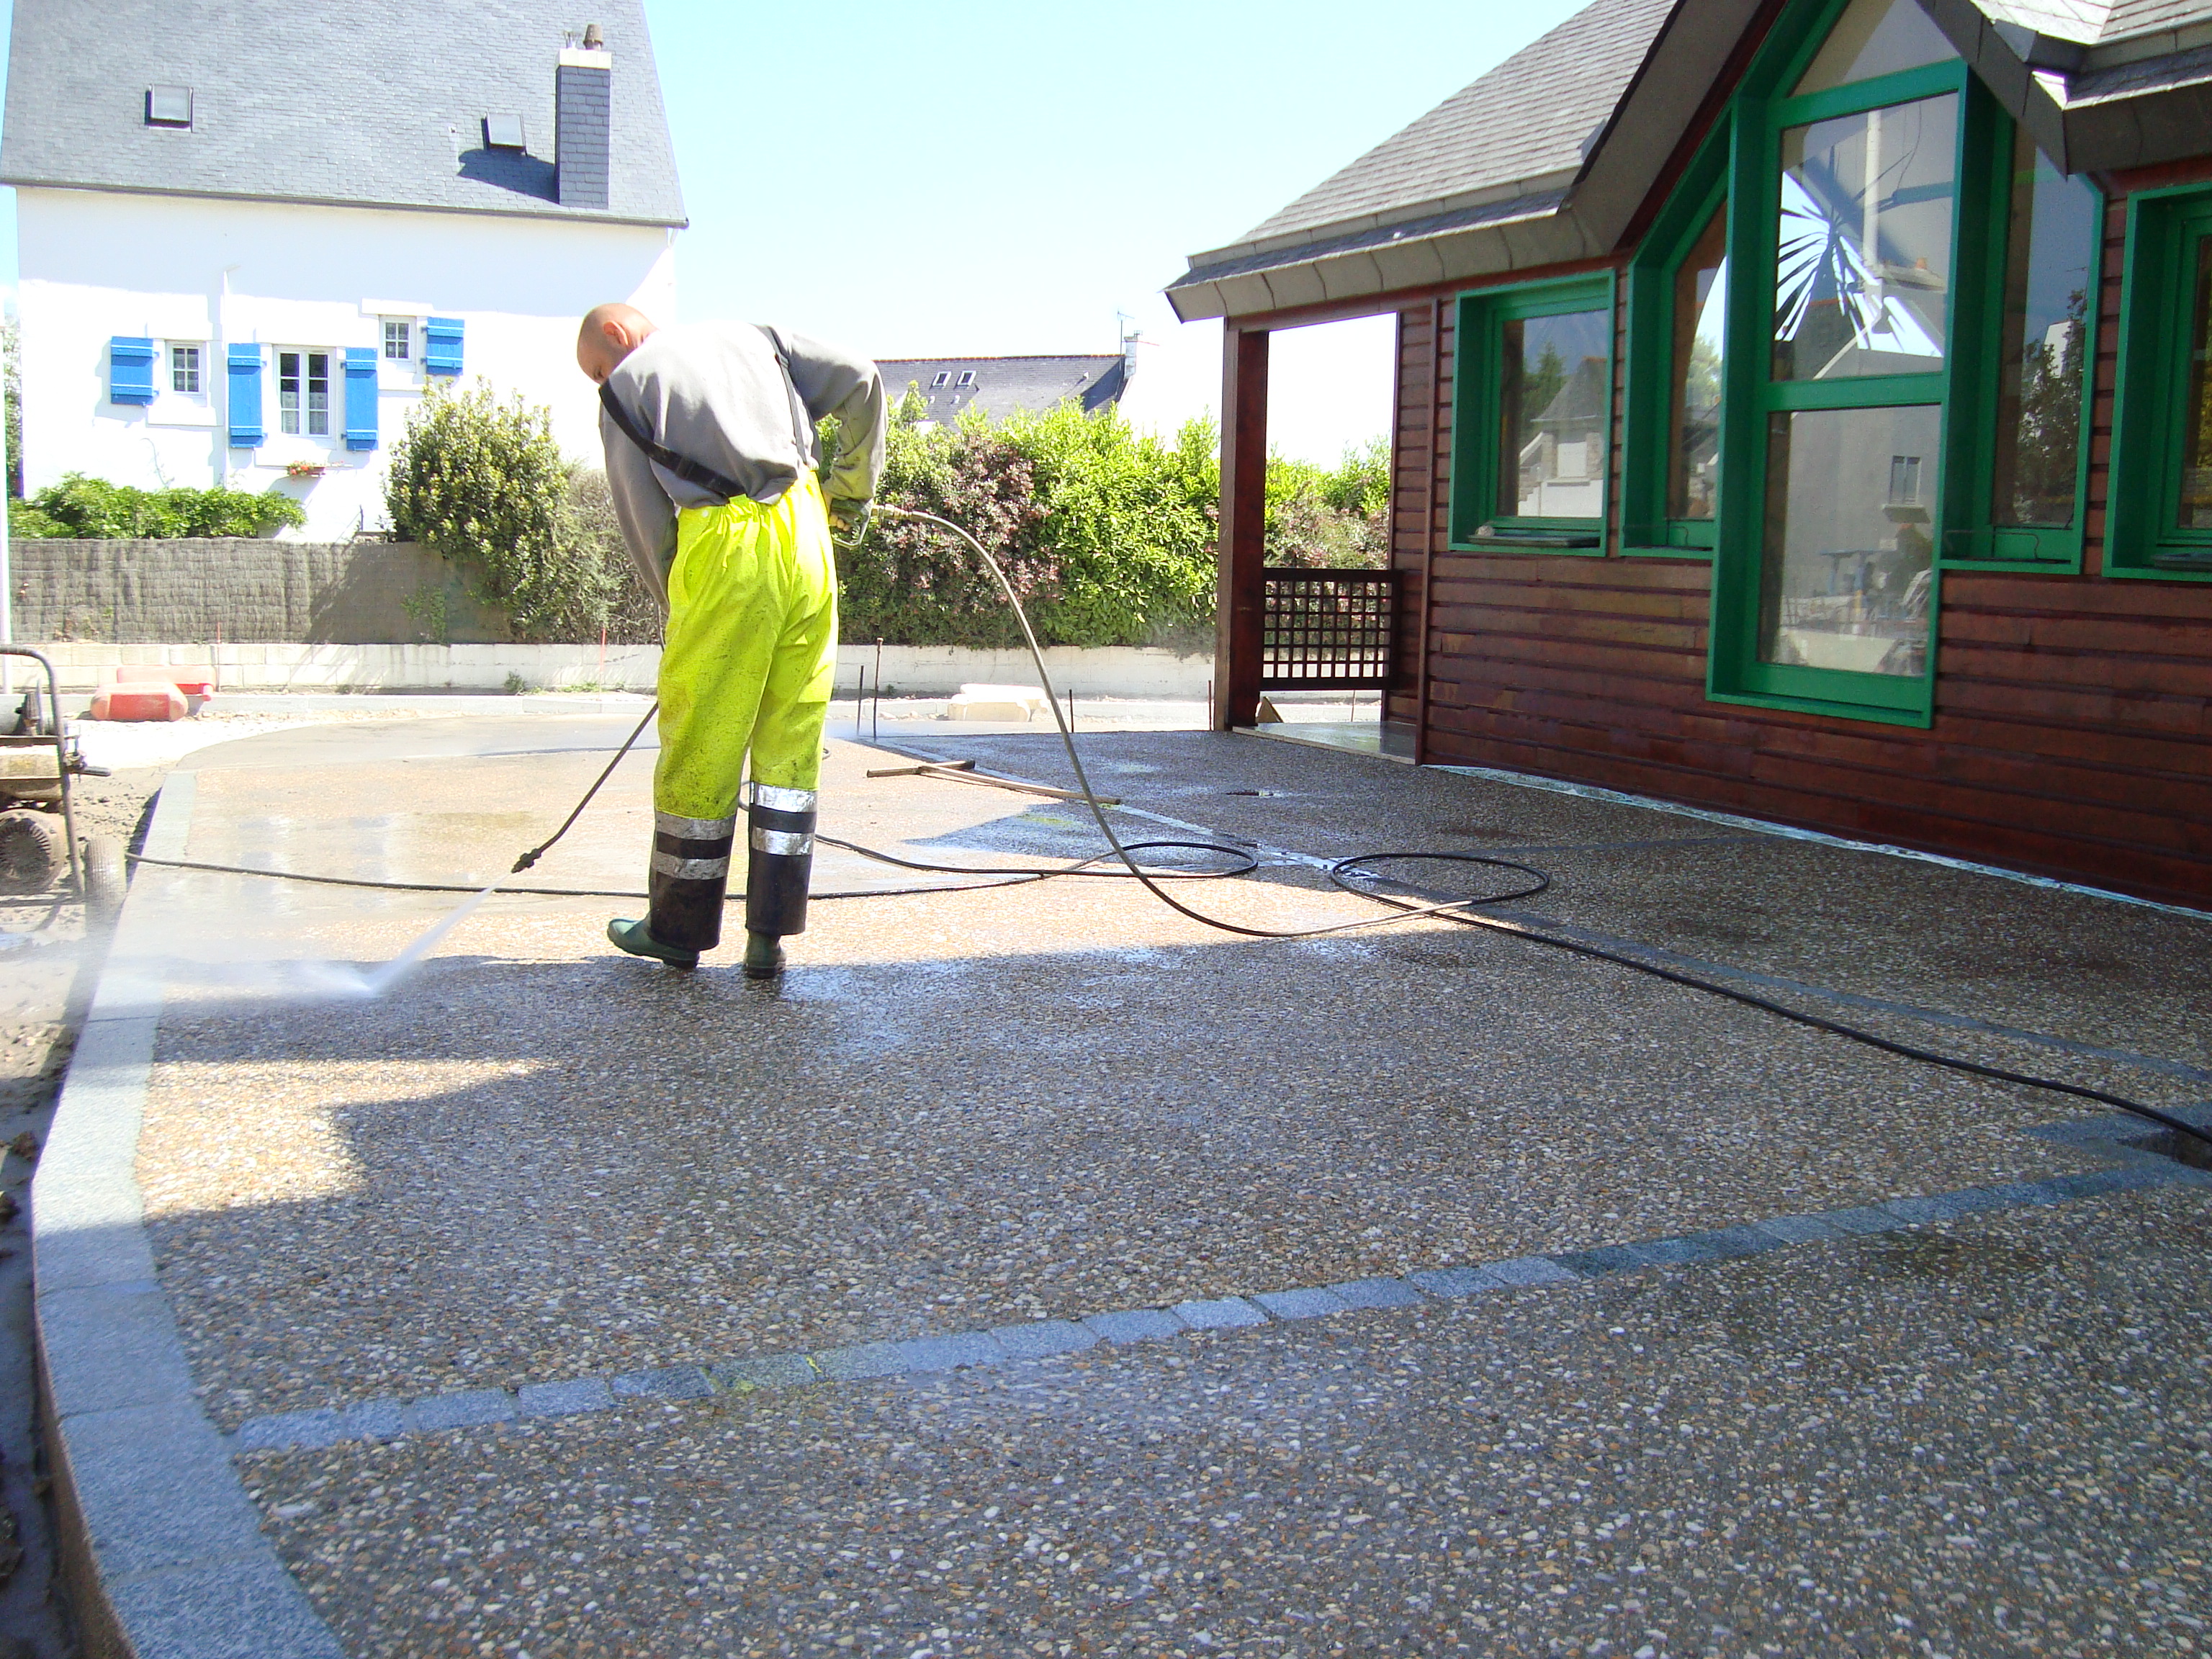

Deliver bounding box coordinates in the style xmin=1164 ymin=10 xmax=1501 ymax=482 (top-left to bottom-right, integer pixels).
xmin=1791 ymin=0 xmax=1956 ymax=96
xmin=1987 ymin=130 xmax=2098 ymax=534
xmin=1669 ymin=204 xmax=1728 ymax=521
xmin=1498 ymin=309 xmax=1611 ymax=520
xmin=1450 ymin=275 xmax=1615 ymax=551
xmin=2182 ymin=237 xmax=2212 ymax=534
xmin=1759 ymin=404 xmax=1939 ymax=676
xmin=1773 ymin=94 xmax=1957 ymax=381
xmin=1707 ymin=0 xmax=1968 ymax=720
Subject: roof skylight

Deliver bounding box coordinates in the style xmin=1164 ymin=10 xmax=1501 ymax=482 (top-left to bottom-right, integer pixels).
xmin=145 ymin=86 xmax=192 ymax=127
xmin=484 ymin=114 xmax=526 ymax=150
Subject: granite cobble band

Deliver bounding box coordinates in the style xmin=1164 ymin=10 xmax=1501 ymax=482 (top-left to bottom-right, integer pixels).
xmin=224 ymin=1133 xmax=2211 ymax=1457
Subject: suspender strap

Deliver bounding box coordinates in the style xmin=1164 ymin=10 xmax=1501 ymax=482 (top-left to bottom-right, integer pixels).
xmin=597 ymin=382 xmax=750 ymax=502
xmin=596 ymin=324 xmax=816 ymax=505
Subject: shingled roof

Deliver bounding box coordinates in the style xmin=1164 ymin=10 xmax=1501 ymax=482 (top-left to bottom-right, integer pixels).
xmin=1169 ymin=0 xmax=2212 ymax=323
xmin=0 ymin=0 xmax=685 ymax=227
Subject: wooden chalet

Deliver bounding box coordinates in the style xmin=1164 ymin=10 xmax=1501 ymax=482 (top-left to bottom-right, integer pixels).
xmin=1171 ymin=0 xmax=2212 ymax=909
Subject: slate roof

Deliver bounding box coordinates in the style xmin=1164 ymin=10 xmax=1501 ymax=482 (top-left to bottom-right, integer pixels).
xmin=0 ymin=0 xmax=685 ymax=227
xmin=1240 ymin=0 xmax=1675 ymax=250
xmin=878 ymin=356 xmax=1129 ymax=426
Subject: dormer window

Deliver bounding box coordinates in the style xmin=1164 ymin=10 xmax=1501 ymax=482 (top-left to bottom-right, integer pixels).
xmin=145 ymin=86 xmax=192 ymax=127
xmin=484 ymin=114 xmax=526 ymax=150
xmin=956 ymin=370 xmax=976 ymax=387
xmin=931 ymin=372 xmax=950 ymax=387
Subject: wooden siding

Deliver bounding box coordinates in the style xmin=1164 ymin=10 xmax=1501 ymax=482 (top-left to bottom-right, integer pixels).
xmin=1367 ymin=167 xmax=2212 ymax=910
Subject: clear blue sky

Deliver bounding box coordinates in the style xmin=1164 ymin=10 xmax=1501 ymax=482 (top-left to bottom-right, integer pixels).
xmin=0 ymin=0 xmax=1588 ymax=448
xmin=640 ymin=0 xmax=1585 ymax=356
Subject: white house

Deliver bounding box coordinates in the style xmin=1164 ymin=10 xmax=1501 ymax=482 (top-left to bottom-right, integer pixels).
xmin=0 ymin=0 xmax=685 ymax=539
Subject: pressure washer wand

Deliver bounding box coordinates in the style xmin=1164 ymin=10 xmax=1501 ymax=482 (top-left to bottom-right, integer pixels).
xmin=510 ymin=699 xmax=660 ymax=873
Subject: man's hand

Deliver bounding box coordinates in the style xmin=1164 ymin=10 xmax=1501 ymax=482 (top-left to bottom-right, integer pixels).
xmin=827 ymin=498 xmax=872 ymax=545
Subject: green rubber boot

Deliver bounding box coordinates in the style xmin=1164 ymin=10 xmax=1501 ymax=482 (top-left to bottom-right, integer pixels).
xmin=742 ymin=930 xmax=786 ymax=981
xmin=607 ymin=917 xmax=699 ymax=970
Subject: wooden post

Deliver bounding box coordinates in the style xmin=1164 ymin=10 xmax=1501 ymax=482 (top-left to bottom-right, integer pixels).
xmin=1214 ymin=325 xmax=1269 ymax=730
xmin=1413 ymin=295 xmax=1444 ymax=765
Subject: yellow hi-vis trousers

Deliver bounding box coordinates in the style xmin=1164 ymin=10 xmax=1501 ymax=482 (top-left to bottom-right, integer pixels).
xmin=646 ymin=474 xmax=838 ymax=954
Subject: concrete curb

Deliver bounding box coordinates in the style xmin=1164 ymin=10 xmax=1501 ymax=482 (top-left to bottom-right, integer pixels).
xmin=32 ymin=770 xmax=346 ymax=1659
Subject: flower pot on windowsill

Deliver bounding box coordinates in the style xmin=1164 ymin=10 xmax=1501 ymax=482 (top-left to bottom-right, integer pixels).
xmin=285 ymin=462 xmax=327 ymax=480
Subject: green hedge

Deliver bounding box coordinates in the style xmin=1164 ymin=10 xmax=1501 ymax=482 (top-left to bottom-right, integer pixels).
xmin=9 ymin=473 xmax=305 ymax=539
xmin=840 ymin=397 xmax=1220 ymax=652
xmin=841 ymin=399 xmax=1387 ymax=652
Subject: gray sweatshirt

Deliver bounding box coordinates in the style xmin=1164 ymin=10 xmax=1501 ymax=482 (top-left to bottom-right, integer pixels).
xmin=598 ymin=320 xmax=886 ymax=608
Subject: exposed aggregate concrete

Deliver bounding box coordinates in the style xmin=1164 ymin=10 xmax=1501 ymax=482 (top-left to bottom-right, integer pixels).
xmin=101 ymin=716 xmax=2212 ymax=1655
xmin=242 ymin=1188 xmax=2212 ymax=1658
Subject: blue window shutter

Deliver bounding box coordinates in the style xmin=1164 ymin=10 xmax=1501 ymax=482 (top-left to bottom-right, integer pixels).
xmin=227 ymin=345 xmax=265 ymax=446
xmin=109 ymin=336 xmax=156 ymax=405
xmin=423 ymin=316 xmax=464 ymax=376
xmin=343 ymin=347 xmax=379 ymax=450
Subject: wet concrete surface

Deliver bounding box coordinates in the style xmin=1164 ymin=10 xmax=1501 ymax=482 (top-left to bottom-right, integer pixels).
xmin=112 ymin=716 xmax=2212 ymax=1654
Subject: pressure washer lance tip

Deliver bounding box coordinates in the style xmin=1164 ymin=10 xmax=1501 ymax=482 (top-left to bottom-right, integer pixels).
xmin=511 ymin=849 xmax=542 ymax=873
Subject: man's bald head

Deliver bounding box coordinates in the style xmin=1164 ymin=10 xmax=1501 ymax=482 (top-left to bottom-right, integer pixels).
xmin=577 ymin=302 xmax=659 ymax=385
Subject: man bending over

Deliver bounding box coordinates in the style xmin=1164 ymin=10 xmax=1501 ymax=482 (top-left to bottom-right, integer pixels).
xmin=577 ymin=302 xmax=886 ymax=978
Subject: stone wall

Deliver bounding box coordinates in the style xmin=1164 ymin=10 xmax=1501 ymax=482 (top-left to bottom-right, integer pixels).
xmin=7 ymin=539 xmax=511 ymax=644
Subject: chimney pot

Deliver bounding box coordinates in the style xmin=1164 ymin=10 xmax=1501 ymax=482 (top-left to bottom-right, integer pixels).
xmin=582 ymin=22 xmax=604 ymax=48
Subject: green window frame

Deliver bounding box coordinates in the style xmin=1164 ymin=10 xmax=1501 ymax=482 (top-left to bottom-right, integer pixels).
xmin=1940 ymin=115 xmax=2102 ymax=573
xmin=1623 ymin=121 xmax=1732 ymax=557
xmin=1448 ymin=271 xmax=1617 ymax=554
xmin=1707 ymin=4 xmax=1973 ymax=728
xmin=2107 ymin=183 xmax=2212 ymax=582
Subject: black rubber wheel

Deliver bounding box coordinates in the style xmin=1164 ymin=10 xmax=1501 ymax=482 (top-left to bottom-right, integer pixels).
xmin=82 ymin=834 xmax=127 ymax=919
xmin=0 ymin=811 xmax=63 ymax=894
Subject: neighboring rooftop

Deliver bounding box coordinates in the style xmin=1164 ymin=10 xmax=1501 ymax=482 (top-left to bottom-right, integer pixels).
xmin=0 ymin=0 xmax=685 ymax=226
xmin=878 ymin=356 xmax=1130 ymax=426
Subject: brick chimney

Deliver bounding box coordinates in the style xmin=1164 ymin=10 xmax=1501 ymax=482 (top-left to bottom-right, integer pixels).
xmin=555 ymin=25 xmax=612 ymax=210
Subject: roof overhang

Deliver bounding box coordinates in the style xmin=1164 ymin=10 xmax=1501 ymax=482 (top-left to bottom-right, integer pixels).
xmin=1166 ymin=0 xmax=1766 ymax=323
xmin=1169 ymin=0 xmax=2212 ymax=325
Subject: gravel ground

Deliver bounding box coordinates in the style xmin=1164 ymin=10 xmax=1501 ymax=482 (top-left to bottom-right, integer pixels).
xmin=240 ymin=1184 xmax=2212 ymax=1658
xmin=914 ymin=730 xmax=2212 ymax=1074
xmin=100 ymin=715 xmax=2212 ymax=1655
xmin=127 ymin=726 xmax=2164 ymax=1429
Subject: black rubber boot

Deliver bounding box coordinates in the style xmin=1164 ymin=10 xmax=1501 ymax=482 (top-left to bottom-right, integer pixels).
xmin=742 ymin=930 xmax=786 ymax=980
xmin=647 ymin=810 xmax=735 ymax=956
xmin=743 ymin=784 xmax=816 ymax=943
xmin=607 ymin=917 xmax=699 ymax=970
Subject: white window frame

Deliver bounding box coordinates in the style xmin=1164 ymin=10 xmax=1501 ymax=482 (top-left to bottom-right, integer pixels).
xmin=145 ymin=339 xmax=215 ymax=428
xmin=276 ymin=346 xmax=335 ymax=440
xmin=931 ymin=371 xmax=950 ymax=387
xmin=382 ymin=318 xmax=413 ymax=362
xmin=956 ymin=369 xmax=976 ymax=387
xmin=168 ymin=343 xmax=202 ymax=395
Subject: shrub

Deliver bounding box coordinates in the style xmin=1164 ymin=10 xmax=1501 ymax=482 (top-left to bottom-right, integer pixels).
xmin=385 ymin=379 xmax=614 ymax=642
xmin=1264 ymin=438 xmax=1392 ymax=569
xmin=566 ymin=467 xmax=664 ymax=644
xmin=837 ymin=401 xmax=1220 ymax=652
xmin=12 ymin=472 xmax=305 ymax=538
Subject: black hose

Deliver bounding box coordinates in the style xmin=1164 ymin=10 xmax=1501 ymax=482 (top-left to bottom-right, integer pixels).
xmin=875 ymin=503 xmax=2212 ymax=1156
xmin=120 ymin=505 xmax=2211 ymax=1157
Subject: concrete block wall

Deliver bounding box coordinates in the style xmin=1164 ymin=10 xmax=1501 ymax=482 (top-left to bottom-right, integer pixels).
xmin=8 ymin=539 xmax=510 ymax=644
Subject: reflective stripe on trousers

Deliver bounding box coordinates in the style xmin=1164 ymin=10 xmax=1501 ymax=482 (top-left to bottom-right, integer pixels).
xmin=645 ymin=478 xmax=837 ymax=953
